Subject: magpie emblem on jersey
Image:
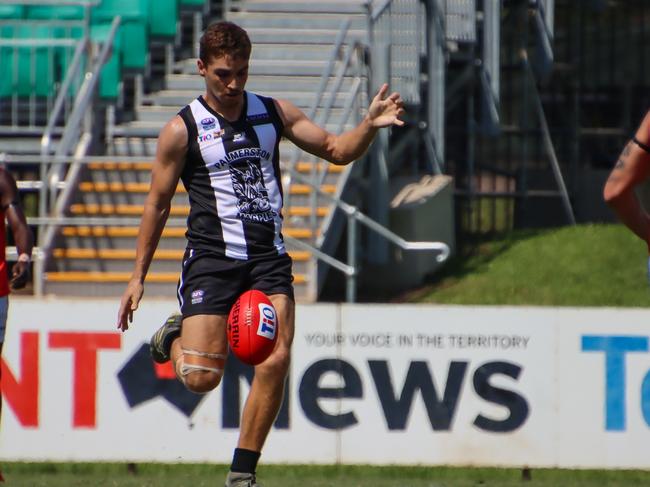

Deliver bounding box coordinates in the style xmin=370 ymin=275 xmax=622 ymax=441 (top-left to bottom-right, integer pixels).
xmin=230 ymin=161 xmax=276 ymax=222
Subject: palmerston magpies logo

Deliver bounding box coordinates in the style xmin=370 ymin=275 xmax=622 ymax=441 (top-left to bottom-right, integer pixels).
xmin=117 ymin=344 xmax=203 ymax=417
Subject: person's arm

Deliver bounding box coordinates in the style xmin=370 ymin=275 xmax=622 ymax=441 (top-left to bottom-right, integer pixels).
xmin=0 ymin=169 xmax=34 ymax=290
xmin=276 ymin=83 xmax=404 ymax=165
xmin=603 ymin=111 xmax=650 ymax=249
xmin=117 ymin=116 xmax=188 ymax=331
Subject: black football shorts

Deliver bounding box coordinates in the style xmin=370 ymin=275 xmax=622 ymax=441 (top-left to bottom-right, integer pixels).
xmin=176 ymin=249 xmax=294 ymax=317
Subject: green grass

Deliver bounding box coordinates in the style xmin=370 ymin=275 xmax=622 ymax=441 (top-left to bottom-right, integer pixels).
xmin=404 ymin=224 xmax=650 ymax=307
xmin=3 ymin=463 xmax=650 ymax=487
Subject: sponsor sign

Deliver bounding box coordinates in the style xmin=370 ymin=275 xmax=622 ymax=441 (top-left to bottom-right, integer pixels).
xmin=1 ymin=299 xmax=649 ymax=468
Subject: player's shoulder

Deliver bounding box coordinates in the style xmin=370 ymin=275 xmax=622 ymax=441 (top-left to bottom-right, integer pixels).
xmin=157 ymin=114 xmax=189 ymax=151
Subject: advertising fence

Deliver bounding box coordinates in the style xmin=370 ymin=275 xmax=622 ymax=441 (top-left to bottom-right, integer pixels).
xmin=1 ymin=298 xmax=649 ymax=468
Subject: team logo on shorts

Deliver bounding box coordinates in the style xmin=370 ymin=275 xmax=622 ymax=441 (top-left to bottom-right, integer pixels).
xmin=229 ymin=160 xmax=276 ymax=223
xmin=191 ymin=289 xmax=204 ymax=304
xmin=257 ymin=303 xmax=277 ymax=340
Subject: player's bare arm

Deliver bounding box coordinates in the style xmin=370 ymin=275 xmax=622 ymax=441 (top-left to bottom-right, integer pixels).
xmin=0 ymin=169 xmax=34 ymax=289
xmin=276 ymin=83 xmax=404 ymax=165
xmin=117 ymin=116 xmax=188 ymax=331
xmin=603 ymin=111 xmax=650 ymax=247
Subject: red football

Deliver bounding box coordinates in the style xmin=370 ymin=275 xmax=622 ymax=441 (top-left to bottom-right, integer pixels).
xmin=227 ymin=290 xmax=278 ymax=365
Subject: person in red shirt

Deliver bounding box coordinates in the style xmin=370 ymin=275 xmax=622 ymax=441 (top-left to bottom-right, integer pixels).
xmin=0 ymin=166 xmax=34 ymax=416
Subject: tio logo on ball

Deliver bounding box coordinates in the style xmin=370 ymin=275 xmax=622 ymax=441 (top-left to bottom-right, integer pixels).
xmin=257 ymin=303 xmax=277 ymax=341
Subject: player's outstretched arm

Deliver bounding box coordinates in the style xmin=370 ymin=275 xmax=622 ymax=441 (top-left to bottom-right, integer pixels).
xmin=277 ymin=83 xmax=404 ymax=165
xmin=117 ymin=116 xmax=188 ymax=331
xmin=0 ymin=169 xmax=34 ymax=290
xmin=603 ymin=111 xmax=650 ymax=249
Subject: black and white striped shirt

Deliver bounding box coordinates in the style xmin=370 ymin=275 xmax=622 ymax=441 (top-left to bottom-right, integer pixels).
xmin=177 ymin=92 xmax=286 ymax=259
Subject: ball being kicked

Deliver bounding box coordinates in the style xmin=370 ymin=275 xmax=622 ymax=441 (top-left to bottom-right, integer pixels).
xmin=227 ymin=289 xmax=278 ymax=365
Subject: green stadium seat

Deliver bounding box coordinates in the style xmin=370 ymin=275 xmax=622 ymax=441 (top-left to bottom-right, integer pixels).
xmin=0 ymin=5 xmax=24 ymax=19
xmin=26 ymin=5 xmax=85 ymax=20
xmin=149 ymin=0 xmax=179 ymax=39
xmin=90 ymin=23 xmax=122 ymax=99
xmin=91 ymin=0 xmax=149 ymax=70
xmin=180 ymin=0 xmax=207 ymax=9
xmin=0 ymin=25 xmax=58 ymax=98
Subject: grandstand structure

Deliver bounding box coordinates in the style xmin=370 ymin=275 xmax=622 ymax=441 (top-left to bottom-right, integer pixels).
xmin=0 ymin=0 xmax=636 ymax=302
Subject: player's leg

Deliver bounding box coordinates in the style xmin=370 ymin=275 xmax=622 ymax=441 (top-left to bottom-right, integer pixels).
xmin=226 ymin=254 xmax=295 ymax=487
xmin=238 ymin=293 xmax=294 ymax=448
xmin=170 ymin=313 xmax=228 ymax=393
xmin=226 ymin=293 xmax=294 ymax=487
xmin=152 ymin=249 xmax=243 ymax=393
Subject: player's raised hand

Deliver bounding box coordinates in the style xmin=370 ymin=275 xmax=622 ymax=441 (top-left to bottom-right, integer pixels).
xmin=117 ymin=279 xmax=144 ymax=332
xmin=367 ymin=83 xmax=405 ymax=128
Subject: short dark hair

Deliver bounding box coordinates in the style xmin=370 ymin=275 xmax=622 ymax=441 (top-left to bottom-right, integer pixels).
xmin=199 ymin=21 xmax=251 ymax=64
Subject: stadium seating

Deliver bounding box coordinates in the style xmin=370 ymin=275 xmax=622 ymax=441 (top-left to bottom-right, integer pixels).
xmin=0 ymin=5 xmax=24 ymax=19
xmin=0 ymin=24 xmax=59 ymax=98
xmin=1 ymin=0 xmax=185 ymax=102
xmin=90 ymin=0 xmax=149 ymax=70
xmin=149 ymin=0 xmax=180 ymax=39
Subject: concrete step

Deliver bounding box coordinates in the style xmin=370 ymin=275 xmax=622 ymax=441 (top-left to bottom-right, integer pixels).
xmin=43 ymin=273 xmax=311 ymax=300
xmin=109 ymin=138 xmax=302 ymax=157
xmin=58 ymin=225 xmax=314 ymax=239
xmin=73 ymin=181 xmax=336 ymax=207
xmin=54 ymin=225 xmax=315 ymax=251
xmin=246 ymin=28 xmax=367 ymax=45
xmin=228 ymin=0 xmax=367 ymax=14
xmin=84 ymin=160 xmax=344 ymax=185
xmin=43 ymin=279 xmax=180 ymax=298
xmin=69 ymin=203 xmax=330 ymax=218
xmin=179 ymin=57 xmax=334 ymax=76
xmin=49 ymin=247 xmax=312 ymax=274
xmin=112 ymin=117 xmax=354 ymax=139
xmin=0 ymin=137 xmax=48 ymax=155
xmin=133 ymin=104 xmax=350 ymax=124
xmin=147 ymin=90 xmax=352 ymax=109
xmin=228 ymin=11 xmax=367 ymax=31
xmin=165 ymin=74 xmax=359 ymax=92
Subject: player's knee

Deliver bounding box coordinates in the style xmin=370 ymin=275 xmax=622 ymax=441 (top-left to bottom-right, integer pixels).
xmin=258 ymin=347 xmax=291 ymax=379
xmin=183 ymin=369 xmax=223 ymax=393
xmin=175 ymin=353 xmax=225 ymax=393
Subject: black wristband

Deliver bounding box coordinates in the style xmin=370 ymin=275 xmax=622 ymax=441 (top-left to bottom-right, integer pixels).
xmin=632 ymin=136 xmax=650 ymax=154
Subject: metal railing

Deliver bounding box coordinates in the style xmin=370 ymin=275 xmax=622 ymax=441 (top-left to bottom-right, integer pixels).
xmin=33 ymin=16 xmax=122 ymax=296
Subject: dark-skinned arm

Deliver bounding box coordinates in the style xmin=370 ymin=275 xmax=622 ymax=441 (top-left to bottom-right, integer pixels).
xmin=0 ymin=169 xmax=34 ymax=290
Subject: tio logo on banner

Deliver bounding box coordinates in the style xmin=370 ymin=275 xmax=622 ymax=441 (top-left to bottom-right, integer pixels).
xmin=582 ymin=335 xmax=650 ymax=431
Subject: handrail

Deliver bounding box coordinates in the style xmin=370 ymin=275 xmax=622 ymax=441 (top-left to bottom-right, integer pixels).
xmin=46 ymin=15 xmax=120 ymax=215
xmin=521 ymin=49 xmax=575 ymax=225
xmin=40 ymin=37 xmax=88 ymax=219
xmin=34 ymin=16 xmax=122 ymax=296
xmin=284 ymin=18 xmax=353 ymax=182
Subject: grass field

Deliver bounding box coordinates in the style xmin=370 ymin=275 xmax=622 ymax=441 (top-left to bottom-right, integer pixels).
xmin=403 ymin=224 xmax=650 ymax=307
xmin=3 ymin=463 xmax=650 ymax=487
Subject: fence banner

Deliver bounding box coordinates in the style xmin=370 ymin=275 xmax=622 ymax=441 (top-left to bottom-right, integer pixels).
xmin=1 ymin=298 xmax=649 ymax=468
